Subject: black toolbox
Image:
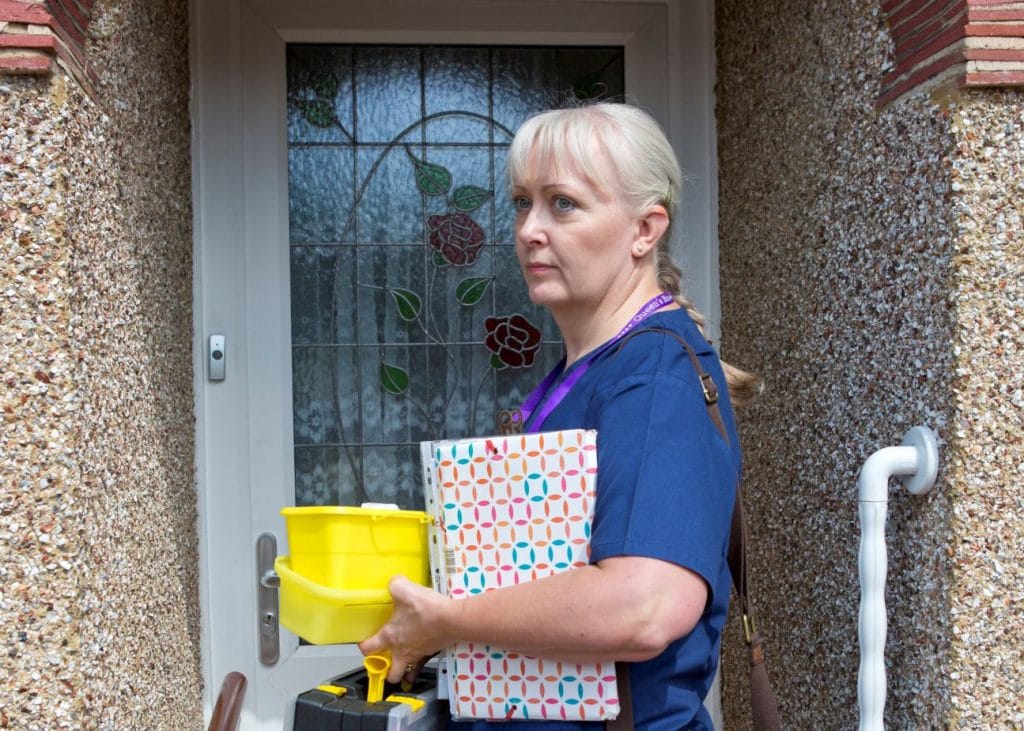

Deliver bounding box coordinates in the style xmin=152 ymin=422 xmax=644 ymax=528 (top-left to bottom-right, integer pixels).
xmin=294 ymin=663 xmax=445 ymax=730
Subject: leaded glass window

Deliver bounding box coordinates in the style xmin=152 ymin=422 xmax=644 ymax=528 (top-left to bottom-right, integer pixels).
xmin=287 ymin=44 xmax=624 ymax=509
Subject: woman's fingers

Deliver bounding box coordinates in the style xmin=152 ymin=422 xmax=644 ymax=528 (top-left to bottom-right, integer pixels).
xmin=359 ymin=575 xmax=446 ymax=684
xmin=387 ymin=574 xmax=418 ymax=602
xmin=356 ymin=631 xmax=384 ymax=658
xmin=400 ymin=656 xmax=429 ymax=688
xmin=386 ymin=657 xmax=408 ymax=685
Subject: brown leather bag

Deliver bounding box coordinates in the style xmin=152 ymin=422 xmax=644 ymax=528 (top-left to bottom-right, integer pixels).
xmin=608 ymin=329 xmax=781 ymax=730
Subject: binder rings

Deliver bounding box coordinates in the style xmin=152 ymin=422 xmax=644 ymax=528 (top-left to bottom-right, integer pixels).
xmin=420 ymin=429 xmax=619 ymax=722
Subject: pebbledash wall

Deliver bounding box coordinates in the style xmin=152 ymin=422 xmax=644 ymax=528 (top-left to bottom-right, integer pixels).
xmin=1 ymin=0 xmax=1021 ymax=729
xmin=0 ymin=1 xmax=202 ymax=730
xmin=716 ymin=0 xmax=1024 ymax=729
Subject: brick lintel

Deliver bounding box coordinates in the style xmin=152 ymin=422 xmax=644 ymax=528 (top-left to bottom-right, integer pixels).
xmin=0 ymin=32 xmax=58 ymax=50
xmin=891 ymin=0 xmax=967 ymax=38
xmin=965 ymin=47 xmax=1024 ymax=61
xmin=0 ymin=0 xmax=53 ymax=25
xmin=0 ymin=0 xmax=95 ymax=96
xmin=880 ymin=0 xmax=1024 ymax=107
xmin=965 ymin=22 xmax=1024 ymax=35
xmin=879 ymin=49 xmax=966 ymax=106
xmin=47 ymin=0 xmax=86 ymax=46
xmin=969 ymin=9 xmax=1024 ymax=22
xmin=0 ymin=53 xmax=54 ymax=75
xmin=965 ymin=69 xmax=1024 ymax=83
xmin=894 ymin=19 xmax=968 ymax=68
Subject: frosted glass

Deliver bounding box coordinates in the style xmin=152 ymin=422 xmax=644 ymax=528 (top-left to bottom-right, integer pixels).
xmin=492 ymin=48 xmax=560 ymax=133
xmin=291 ymin=246 xmax=358 ymax=345
xmin=492 ymin=147 xmax=515 ymax=245
xmin=355 ymin=47 xmax=421 ymax=144
xmin=288 ymin=146 xmax=356 ymax=244
xmin=292 ymin=346 xmax=344 ymax=446
xmin=361 ymin=446 xmax=423 ymax=509
xmin=358 ymin=343 xmax=429 ymax=444
xmin=425 ymin=344 xmax=508 ymax=439
xmin=424 ymin=47 xmax=491 ymax=143
xmin=295 ymin=447 xmax=356 ymax=506
xmin=355 ymin=146 xmax=425 ymax=244
xmin=430 ymin=246 xmax=495 ymax=343
xmin=353 ymin=245 xmax=427 ymax=345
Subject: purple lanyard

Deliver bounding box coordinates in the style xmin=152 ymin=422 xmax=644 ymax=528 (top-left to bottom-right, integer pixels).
xmin=520 ymin=292 xmax=675 ymax=431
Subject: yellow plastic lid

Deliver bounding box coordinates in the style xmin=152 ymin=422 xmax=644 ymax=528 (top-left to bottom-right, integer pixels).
xmin=316 ymin=684 xmax=348 ymax=697
xmin=281 ymin=505 xmax=430 ymax=522
xmin=385 ymin=695 xmax=426 ymax=712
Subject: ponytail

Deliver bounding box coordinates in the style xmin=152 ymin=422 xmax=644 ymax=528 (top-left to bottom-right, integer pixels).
xmin=656 ymin=248 xmax=763 ymax=407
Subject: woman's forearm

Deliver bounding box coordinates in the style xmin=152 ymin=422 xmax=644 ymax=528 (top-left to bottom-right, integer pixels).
xmin=436 ymin=556 xmax=706 ymax=661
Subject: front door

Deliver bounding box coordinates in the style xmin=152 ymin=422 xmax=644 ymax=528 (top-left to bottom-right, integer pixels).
xmin=193 ymin=1 xmax=718 ymax=727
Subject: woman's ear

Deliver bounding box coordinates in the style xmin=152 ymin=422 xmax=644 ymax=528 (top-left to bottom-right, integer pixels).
xmin=632 ymin=205 xmax=670 ymax=257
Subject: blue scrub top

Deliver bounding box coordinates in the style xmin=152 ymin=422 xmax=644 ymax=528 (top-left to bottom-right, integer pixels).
xmin=450 ymin=308 xmax=741 ymax=731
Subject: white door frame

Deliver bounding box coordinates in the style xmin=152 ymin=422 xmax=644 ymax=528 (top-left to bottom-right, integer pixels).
xmin=190 ymin=0 xmax=719 ymax=726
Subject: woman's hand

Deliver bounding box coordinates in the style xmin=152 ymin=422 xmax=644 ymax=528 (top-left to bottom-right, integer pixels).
xmin=358 ymin=575 xmax=452 ymax=684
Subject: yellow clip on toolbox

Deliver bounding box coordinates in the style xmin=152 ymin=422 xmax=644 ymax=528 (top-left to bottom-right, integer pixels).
xmin=276 ymin=505 xmax=431 ymax=645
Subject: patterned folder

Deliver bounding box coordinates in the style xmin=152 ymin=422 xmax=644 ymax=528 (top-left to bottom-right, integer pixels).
xmin=420 ymin=429 xmax=619 ymax=722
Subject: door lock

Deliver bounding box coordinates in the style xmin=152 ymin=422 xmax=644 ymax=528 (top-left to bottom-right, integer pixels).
xmin=256 ymin=533 xmax=280 ymax=665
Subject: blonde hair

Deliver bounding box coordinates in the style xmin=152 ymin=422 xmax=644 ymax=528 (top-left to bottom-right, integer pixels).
xmin=507 ymin=102 xmax=762 ymax=406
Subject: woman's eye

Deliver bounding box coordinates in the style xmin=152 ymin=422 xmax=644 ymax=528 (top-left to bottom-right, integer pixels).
xmin=512 ymin=196 xmax=530 ymax=211
xmin=553 ymin=196 xmax=575 ymax=211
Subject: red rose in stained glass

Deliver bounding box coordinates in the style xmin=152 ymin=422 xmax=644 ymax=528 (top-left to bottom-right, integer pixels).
xmin=427 ymin=212 xmax=485 ymax=266
xmin=485 ymin=315 xmax=542 ymax=368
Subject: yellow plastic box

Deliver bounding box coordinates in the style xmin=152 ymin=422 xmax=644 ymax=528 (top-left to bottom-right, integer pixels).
xmin=276 ymin=505 xmax=431 ymax=645
xmin=275 ymin=556 xmax=395 ymax=645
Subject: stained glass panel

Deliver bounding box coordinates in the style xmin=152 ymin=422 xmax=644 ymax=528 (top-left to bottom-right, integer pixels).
xmin=286 ymin=44 xmax=624 ymax=509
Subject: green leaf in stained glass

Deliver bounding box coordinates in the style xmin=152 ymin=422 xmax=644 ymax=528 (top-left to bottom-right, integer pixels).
xmin=451 ymin=186 xmax=493 ymax=213
xmin=299 ymin=99 xmax=336 ymax=128
xmin=455 ymin=276 xmax=493 ymax=306
xmin=389 ymin=288 xmax=422 ymax=321
xmin=405 ymin=146 xmax=452 ymax=197
xmin=489 ymin=354 xmax=507 ymax=371
xmin=380 ymin=362 xmax=410 ymax=395
xmin=311 ymin=72 xmax=339 ymax=100
xmin=432 ymin=251 xmax=449 ymax=268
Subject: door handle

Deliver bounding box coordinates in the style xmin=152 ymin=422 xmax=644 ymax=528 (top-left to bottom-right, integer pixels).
xmin=256 ymin=533 xmax=280 ymax=665
xmin=260 ymin=570 xmax=280 ymax=589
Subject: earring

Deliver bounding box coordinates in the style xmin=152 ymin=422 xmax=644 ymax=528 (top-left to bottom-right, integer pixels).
xmin=634 ymin=245 xmax=645 ymax=256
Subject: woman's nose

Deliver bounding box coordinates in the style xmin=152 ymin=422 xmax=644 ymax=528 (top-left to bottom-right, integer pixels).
xmin=516 ymin=208 xmax=546 ymax=246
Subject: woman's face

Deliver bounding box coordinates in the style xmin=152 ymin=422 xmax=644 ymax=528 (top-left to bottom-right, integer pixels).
xmin=511 ymin=146 xmax=640 ymax=316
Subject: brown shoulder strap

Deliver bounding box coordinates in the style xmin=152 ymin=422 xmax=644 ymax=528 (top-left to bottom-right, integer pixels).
xmin=615 ymin=327 xmax=728 ymax=442
xmin=613 ymin=327 xmax=781 ymax=730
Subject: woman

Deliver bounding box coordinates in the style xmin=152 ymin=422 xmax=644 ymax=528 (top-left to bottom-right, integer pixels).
xmin=359 ymin=102 xmax=760 ymax=730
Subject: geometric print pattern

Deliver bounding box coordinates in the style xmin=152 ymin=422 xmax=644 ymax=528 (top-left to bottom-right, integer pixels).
xmin=422 ymin=429 xmax=619 ymax=721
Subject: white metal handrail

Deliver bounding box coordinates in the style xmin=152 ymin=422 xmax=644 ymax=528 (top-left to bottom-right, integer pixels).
xmin=857 ymin=425 xmax=939 ymax=731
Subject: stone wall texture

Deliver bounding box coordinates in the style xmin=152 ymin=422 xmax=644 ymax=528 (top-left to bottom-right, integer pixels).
xmin=716 ymin=1 xmax=1023 ymax=728
xmin=0 ymin=0 xmax=201 ymax=729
